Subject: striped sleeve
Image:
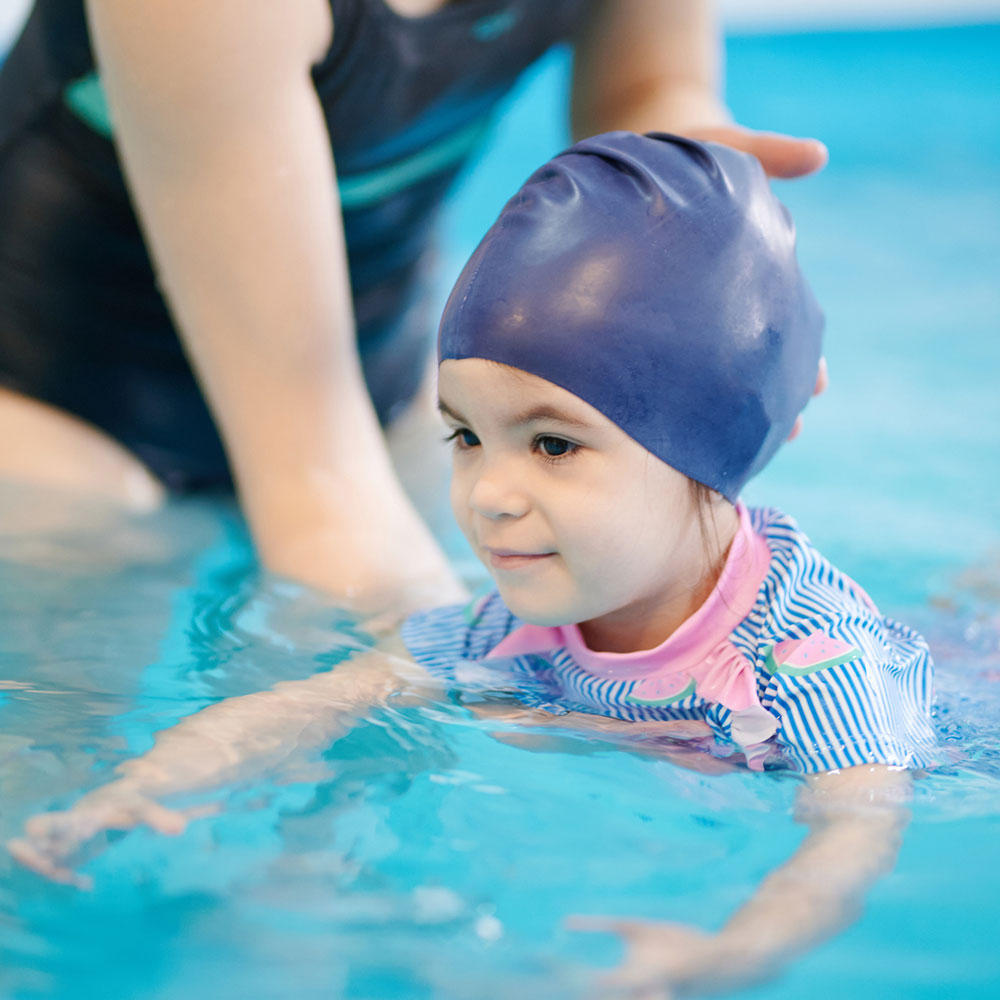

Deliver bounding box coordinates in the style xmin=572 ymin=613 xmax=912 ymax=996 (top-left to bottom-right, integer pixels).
xmin=761 ymin=614 xmax=938 ymax=774
xmin=400 ymin=592 xmax=519 ymax=681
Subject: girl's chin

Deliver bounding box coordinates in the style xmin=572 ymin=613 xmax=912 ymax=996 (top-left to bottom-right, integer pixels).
xmin=494 ymin=592 xmax=581 ymax=629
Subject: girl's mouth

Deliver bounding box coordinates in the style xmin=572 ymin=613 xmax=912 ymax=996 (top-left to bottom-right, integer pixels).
xmin=485 ymin=549 xmax=556 ymax=571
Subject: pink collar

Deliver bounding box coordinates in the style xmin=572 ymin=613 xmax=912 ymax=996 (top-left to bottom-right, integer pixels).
xmin=486 ymin=503 xmax=772 ymax=713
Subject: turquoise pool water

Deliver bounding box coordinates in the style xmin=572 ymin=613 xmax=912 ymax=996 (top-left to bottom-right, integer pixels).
xmin=2 ymin=23 xmax=1000 ymax=1000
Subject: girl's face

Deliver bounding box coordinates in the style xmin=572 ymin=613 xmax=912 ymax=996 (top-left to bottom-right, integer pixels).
xmin=438 ymin=359 xmax=729 ymax=653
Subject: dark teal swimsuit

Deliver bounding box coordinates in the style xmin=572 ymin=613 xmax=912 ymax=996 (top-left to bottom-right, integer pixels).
xmin=0 ymin=0 xmax=590 ymax=489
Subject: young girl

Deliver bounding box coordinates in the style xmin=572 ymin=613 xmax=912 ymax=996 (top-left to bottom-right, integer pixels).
xmin=10 ymin=132 xmax=936 ymax=997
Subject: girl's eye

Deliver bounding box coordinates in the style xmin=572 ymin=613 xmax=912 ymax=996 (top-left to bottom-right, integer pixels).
xmin=536 ymin=435 xmax=576 ymax=458
xmin=445 ymin=428 xmax=480 ymax=449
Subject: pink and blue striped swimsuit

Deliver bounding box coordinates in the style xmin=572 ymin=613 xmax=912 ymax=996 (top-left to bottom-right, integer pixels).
xmin=402 ymin=505 xmax=938 ymax=774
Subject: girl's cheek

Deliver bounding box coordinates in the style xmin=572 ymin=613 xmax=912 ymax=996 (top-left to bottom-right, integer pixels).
xmin=449 ymin=477 xmax=472 ymax=525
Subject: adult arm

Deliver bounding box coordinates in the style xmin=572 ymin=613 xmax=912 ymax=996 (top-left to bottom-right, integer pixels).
xmin=83 ymin=0 xmax=464 ymax=613
xmin=8 ymin=641 xmax=431 ymax=888
xmin=571 ymin=0 xmax=828 ymax=179
xmin=572 ymin=764 xmax=911 ymax=997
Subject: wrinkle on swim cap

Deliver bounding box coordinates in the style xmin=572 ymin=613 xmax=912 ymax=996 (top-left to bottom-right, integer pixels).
xmin=438 ymin=131 xmax=824 ymax=503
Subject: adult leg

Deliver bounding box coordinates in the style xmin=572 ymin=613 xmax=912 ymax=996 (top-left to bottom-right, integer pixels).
xmin=0 ymin=385 xmax=164 ymax=510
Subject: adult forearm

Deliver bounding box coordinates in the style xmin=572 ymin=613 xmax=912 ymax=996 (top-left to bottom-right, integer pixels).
xmin=570 ymin=0 xmax=829 ymax=181
xmin=571 ymin=0 xmax=729 ymax=140
xmin=236 ymin=370 xmax=462 ymax=611
xmin=86 ymin=1 xmax=463 ymax=611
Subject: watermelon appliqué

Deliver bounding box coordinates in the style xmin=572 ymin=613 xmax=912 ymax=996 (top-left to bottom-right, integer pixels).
xmin=766 ymin=631 xmax=861 ymax=677
xmin=625 ymin=674 xmax=697 ymax=707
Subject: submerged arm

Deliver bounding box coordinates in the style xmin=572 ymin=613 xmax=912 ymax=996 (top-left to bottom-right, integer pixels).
xmin=573 ymin=764 xmax=911 ymax=997
xmin=717 ymin=765 xmax=910 ymax=967
xmin=114 ymin=647 xmax=423 ymax=796
xmin=9 ymin=641 xmax=432 ymax=886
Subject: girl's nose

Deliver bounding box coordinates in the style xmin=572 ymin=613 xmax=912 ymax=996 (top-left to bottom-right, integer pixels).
xmin=468 ymin=459 xmax=530 ymax=520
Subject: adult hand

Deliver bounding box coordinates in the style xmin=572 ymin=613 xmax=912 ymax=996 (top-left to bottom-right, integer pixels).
xmin=787 ymin=357 xmax=829 ymax=442
xmin=7 ymin=780 xmax=213 ymax=889
xmin=358 ymin=569 xmax=470 ymax=637
xmin=686 ymin=124 xmax=828 ymax=180
xmin=679 ymin=124 xmax=830 ymax=443
xmin=568 ymin=916 xmax=770 ymax=999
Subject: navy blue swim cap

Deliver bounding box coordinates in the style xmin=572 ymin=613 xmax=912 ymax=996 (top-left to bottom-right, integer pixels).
xmin=438 ymin=131 xmax=824 ymax=502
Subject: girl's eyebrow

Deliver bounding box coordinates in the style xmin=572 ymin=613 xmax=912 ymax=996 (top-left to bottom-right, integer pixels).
xmin=507 ymin=404 xmax=593 ymax=430
xmin=437 ymin=399 xmax=466 ymax=423
xmin=437 ymin=398 xmax=592 ymax=430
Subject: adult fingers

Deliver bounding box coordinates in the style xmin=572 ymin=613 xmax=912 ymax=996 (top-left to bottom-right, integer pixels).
xmin=815 ymin=356 xmax=829 ymax=396
xmin=687 ymin=126 xmax=828 ymax=179
xmin=786 ymin=358 xmax=829 ymax=441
